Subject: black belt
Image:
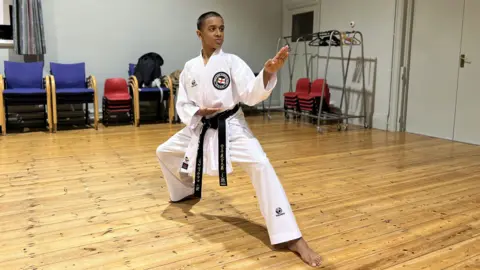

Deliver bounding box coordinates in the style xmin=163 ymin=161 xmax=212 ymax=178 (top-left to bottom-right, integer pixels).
xmin=194 ymin=104 xmax=240 ymax=198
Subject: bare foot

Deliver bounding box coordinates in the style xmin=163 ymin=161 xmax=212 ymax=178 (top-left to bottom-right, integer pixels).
xmin=288 ymin=238 xmax=322 ymax=267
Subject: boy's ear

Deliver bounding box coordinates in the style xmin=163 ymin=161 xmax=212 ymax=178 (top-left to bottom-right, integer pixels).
xmin=196 ymin=30 xmax=202 ymax=39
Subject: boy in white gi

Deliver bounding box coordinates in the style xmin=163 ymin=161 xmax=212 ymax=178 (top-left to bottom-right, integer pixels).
xmin=156 ymin=11 xmax=322 ymax=267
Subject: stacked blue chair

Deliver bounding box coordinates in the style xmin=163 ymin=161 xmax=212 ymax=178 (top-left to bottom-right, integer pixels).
xmin=127 ymin=63 xmax=173 ymax=126
xmin=0 ymin=61 xmax=53 ymax=135
xmin=49 ymin=62 xmax=99 ymax=132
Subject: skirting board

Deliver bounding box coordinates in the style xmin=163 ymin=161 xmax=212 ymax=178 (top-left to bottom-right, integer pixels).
xmin=88 ymin=101 xmax=283 ymax=120
xmin=372 ymin=112 xmax=388 ymax=130
xmin=88 ymin=108 xmax=386 ymax=129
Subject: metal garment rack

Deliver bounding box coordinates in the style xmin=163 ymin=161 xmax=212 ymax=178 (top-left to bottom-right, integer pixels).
xmin=266 ymin=30 xmax=370 ymax=133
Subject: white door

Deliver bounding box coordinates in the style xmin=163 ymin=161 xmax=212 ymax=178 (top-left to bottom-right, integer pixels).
xmin=453 ymin=0 xmax=480 ymax=145
xmin=405 ymin=0 xmax=465 ymax=140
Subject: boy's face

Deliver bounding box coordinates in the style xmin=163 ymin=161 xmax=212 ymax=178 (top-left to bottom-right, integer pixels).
xmin=197 ymin=16 xmax=224 ymax=50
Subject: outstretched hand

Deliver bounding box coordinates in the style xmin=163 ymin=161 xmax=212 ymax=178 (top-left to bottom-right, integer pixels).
xmin=264 ymin=45 xmax=289 ymax=74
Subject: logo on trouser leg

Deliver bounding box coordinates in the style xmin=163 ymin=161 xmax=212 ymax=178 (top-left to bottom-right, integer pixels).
xmin=276 ymin=207 xmax=285 ymax=217
xmin=181 ymin=157 xmax=189 ymax=170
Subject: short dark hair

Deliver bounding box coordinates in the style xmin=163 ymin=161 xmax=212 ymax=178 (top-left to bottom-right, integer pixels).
xmin=197 ymin=11 xmax=223 ymax=30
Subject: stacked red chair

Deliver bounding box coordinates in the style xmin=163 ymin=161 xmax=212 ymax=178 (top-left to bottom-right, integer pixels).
xmin=297 ymin=78 xmax=331 ymax=114
xmin=283 ymin=78 xmax=310 ymax=111
xmin=102 ymin=78 xmax=132 ymax=126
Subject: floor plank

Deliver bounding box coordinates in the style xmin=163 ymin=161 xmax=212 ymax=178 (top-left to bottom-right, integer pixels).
xmin=0 ymin=114 xmax=479 ymax=269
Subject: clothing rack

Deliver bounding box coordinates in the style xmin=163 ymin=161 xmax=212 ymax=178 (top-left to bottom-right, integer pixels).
xmin=267 ymin=30 xmax=370 ymax=132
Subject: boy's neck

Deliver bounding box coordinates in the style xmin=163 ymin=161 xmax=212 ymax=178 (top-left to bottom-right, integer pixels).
xmin=202 ymin=46 xmax=218 ymax=60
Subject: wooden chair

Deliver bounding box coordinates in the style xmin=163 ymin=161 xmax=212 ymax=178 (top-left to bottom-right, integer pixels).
xmin=127 ymin=63 xmax=174 ymax=126
xmin=0 ymin=61 xmax=52 ymax=135
xmin=49 ymin=62 xmax=99 ymax=132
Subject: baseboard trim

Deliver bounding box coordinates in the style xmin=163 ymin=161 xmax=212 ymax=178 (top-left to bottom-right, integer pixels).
xmin=372 ymin=112 xmax=388 ymax=130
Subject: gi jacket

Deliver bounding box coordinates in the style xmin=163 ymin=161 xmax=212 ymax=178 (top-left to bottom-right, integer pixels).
xmin=176 ymin=48 xmax=277 ymax=177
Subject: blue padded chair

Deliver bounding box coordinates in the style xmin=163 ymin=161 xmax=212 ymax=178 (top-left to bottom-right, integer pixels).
xmin=49 ymin=62 xmax=99 ymax=132
xmin=0 ymin=61 xmax=52 ymax=135
xmin=127 ymin=63 xmax=173 ymax=126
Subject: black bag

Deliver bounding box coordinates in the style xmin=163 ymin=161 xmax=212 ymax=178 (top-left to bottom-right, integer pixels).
xmin=133 ymin=52 xmax=164 ymax=87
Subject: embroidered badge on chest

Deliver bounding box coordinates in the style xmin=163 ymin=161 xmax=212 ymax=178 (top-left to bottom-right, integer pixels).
xmin=212 ymin=72 xmax=231 ymax=90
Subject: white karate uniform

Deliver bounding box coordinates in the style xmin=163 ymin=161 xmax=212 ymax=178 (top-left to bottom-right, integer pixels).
xmin=156 ymin=49 xmax=302 ymax=245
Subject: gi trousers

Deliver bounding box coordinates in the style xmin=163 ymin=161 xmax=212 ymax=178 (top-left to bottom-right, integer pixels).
xmin=155 ymin=122 xmax=302 ymax=245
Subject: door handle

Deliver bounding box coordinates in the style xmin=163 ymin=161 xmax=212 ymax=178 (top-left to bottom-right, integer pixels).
xmin=460 ymin=54 xmax=471 ymax=68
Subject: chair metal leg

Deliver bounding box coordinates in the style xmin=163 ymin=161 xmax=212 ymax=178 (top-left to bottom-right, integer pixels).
xmin=102 ymin=97 xmax=108 ymax=127
xmin=4 ymin=103 xmax=8 ymax=133
xmin=130 ymin=99 xmax=134 ymax=125
xmin=44 ymin=103 xmax=47 ymax=129
xmin=85 ymin=103 xmax=89 ymax=126
xmin=130 ymin=107 xmax=133 ymax=125
xmin=156 ymin=98 xmax=160 ymax=123
xmin=0 ymin=96 xmax=5 ymax=136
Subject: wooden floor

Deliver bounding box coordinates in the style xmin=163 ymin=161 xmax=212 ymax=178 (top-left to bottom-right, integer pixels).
xmin=0 ymin=114 xmax=479 ymax=270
